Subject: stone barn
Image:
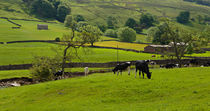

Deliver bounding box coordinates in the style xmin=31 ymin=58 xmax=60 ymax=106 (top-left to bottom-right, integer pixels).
xmin=37 ymin=24 xmax=48 ymax=30
xmin=144 ymin=45 xmax=173 ymax=54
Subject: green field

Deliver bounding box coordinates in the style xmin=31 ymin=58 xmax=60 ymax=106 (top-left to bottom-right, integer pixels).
xmin=0 ymin=67 xmax=209 ymax=111
xmin=0 ymin=19 xmax=69 ymax=42
xmin=0 ymin=42 xmax=159 ymax=65
xmin=0 ymin=70 xmax=30 ymax=80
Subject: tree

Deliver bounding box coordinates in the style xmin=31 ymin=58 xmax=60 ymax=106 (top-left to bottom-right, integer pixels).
xmin=97 ymin=24 xmax=107 ymax=32
xmin=160 ymin=19 xmax=199 ymax=67
xmin=140 ymin=13 xmax=155 ymax=28
xmin=62 ymin=16 xmax=101 ymax=74
xmin=30 ymin=0 xmax=56 ymax=18
xmin=74 ymin=15 xmax=85 ymax=22
xmin=79 ymin=25 xmax=103 ymax=46
xmin=148 ymin=23 xmax=170 ymax=45
xmin=107 ymin=16 xmax=117 ymax=29
xmin=117 ymin=27 xmax=136 ymax=42
xmin=76 ymin=21 xmax=89 ymax=31
xmin=57 ymin=4 xmax=71 ymax=22
xmin=125 ymin=18 xmax=137 ymax=29
xmin=104 ymin=29 xmax=117 ymax=38
xmin=176 ymin=11 xmax=190 ymax=24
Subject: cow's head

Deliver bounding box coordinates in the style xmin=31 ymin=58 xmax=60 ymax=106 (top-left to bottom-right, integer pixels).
xmin=147 ymin=72 xmax=152 ymax=79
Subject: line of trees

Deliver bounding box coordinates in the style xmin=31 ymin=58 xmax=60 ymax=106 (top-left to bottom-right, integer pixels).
xmin=183 ymin=0 xmax=210 ymax=6
xmin=23 ymin=0 xmax=71 ymax=22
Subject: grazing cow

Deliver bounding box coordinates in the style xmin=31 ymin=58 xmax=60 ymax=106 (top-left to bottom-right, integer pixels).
xmin=54 ymin=70 xmax=63 ymax=77
xmin=203 ymin=62 xmax=210 ymax=67
xmin=190 ymin=59 xmax=199 ymax=65
xmin=151 ymin=55 xmax=156 ymax=57
xmin=112 ymin=62 xmax=131 ymax=75
xmin=150 ymin=61 xmax=156 ymax=65
xmin=165 ymin=63 xmax=176 ymax=68
xmin=135 ymin=60 xmax=152 ymax=79
xmin=184 ymin=63 xmax=189 ymax=67
xmin=160 ymin=64 xmax=165 ymax=68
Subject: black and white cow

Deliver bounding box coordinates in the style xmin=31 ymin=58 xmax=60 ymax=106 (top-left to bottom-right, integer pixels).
xmin=135 ymin=60 xmax=152 ymax=79
xmin=112 ymin=62 xmax=131 ymax=75
xmin=54 ymin=70 xmax=63 ymax=77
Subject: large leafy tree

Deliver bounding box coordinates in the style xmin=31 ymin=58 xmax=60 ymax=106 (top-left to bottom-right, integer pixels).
xmin=57 ymin=4 xmax=71 ymax=22
xmin=125 ymin=18 xmax=137 ymax=29
xmin=79 ymin=25 xmax=102 ymax=46
xmin=160 ymin=19 xmax=208 ymax=67
xmin=140 ymin=13 xmax=155 ymax=28
xmin=30 ymin=0 xmax=56 ymax=18
xmin=117 ymin=27 xmax=136 ymax=42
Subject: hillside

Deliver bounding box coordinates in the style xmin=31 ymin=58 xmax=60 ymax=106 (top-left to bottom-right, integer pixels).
xmin=1 ymin=0 xmax=210 ymax=27
xmin=0 ymin=67 xmax=209 ymax=111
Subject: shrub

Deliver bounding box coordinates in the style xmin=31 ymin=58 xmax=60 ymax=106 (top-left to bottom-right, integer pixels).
xmin=104 ymin=29 xmax=117 ymax=38
xmin=117 ymin=27 xmax=136 ymax=42
xmin=55 ymin=37 xmax=60 ymax=42
xmin=30 ymin=56 xmax=61 ymax=82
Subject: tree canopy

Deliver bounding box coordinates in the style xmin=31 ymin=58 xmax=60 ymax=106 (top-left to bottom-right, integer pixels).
xmin=140 ymin=13 xmax=155 ymax=28
xmin=176 ymin=11 xmax=190 ymax=24
xmin=117 ymin=27 xmax=136 ymax=42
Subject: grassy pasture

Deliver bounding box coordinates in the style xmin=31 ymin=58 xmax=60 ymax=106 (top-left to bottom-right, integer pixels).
xmin=0 ymin=70 xmax=29 ymax=80
xmin=0 ymin=42 xmax=157 ymax=65
xmin=0 ymin=19 xmax=68 ymax=42
xmin=0 ymin=67 xmax=209 ymax=111
xmin=187 ymin=51 xmax=210 ymax=57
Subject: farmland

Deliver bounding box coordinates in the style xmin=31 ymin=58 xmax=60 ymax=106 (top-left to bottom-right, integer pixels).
xmin=0 ymin=0 xmax=210 ymax=110
xmin=0 ymin=42 xmax=158 ymax=65
xmin=0 ymin=67 xmax=209 ymax=111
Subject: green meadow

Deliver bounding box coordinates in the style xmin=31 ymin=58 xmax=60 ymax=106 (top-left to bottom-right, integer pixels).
xmin=0 ymin=67 xmax=209 ymax=111
xmin=0 ymin=19 xmax=68 ymax=42
xmin=0 ymin=42 xmax=158 ymax=65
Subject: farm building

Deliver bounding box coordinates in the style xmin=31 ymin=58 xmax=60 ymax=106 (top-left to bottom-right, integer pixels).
xmin=144 ymin=45 xmax=173 ymax=53
xmin=37 ymin=24 xmax=48 ymax=30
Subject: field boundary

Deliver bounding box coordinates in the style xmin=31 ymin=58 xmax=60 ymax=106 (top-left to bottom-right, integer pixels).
xmin=0 ymin=17 xmax=57 ymax=24
xmin=0 ymin=17 xmax=22 ymax=27
xmin=6 ymin=40 xmax=56 ymax=44
xmin=0 ymin=59 xmax=210 ymax=71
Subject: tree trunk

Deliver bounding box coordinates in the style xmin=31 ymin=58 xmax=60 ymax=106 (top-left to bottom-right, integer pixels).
xmin=91 ymin=42 xmax=94 ymax=47
xmin=61 ymin=45 xmax=70 ymax=75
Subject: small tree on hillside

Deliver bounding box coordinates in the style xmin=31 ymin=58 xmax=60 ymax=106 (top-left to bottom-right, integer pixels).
xmin=104 ymin=29 xmax=117 ymax=38
xmin=78 ymin=25 xmax=103 ymax=46
xmin=117 ymin=27 xmax=136 ymax=42
xmin=140 ymin=13 xmax=155 ymax=28
xmin=125 ymin=18 xmax=137 ymax=29
xmin=107 ymin=16 xmax=118 ymax=29
xmin=176 ymin=11 xmax=190 ymax=24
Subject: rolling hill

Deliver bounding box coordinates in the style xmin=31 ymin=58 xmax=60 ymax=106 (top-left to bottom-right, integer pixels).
xmin=1 ymin=0 xmax=210 ymax=27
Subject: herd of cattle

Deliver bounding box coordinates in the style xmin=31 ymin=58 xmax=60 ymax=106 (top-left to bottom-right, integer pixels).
xmin=112 ymin=59 xmax=210 ymax=79
xmin=53 ymin=59 xmax=210 ymax=80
